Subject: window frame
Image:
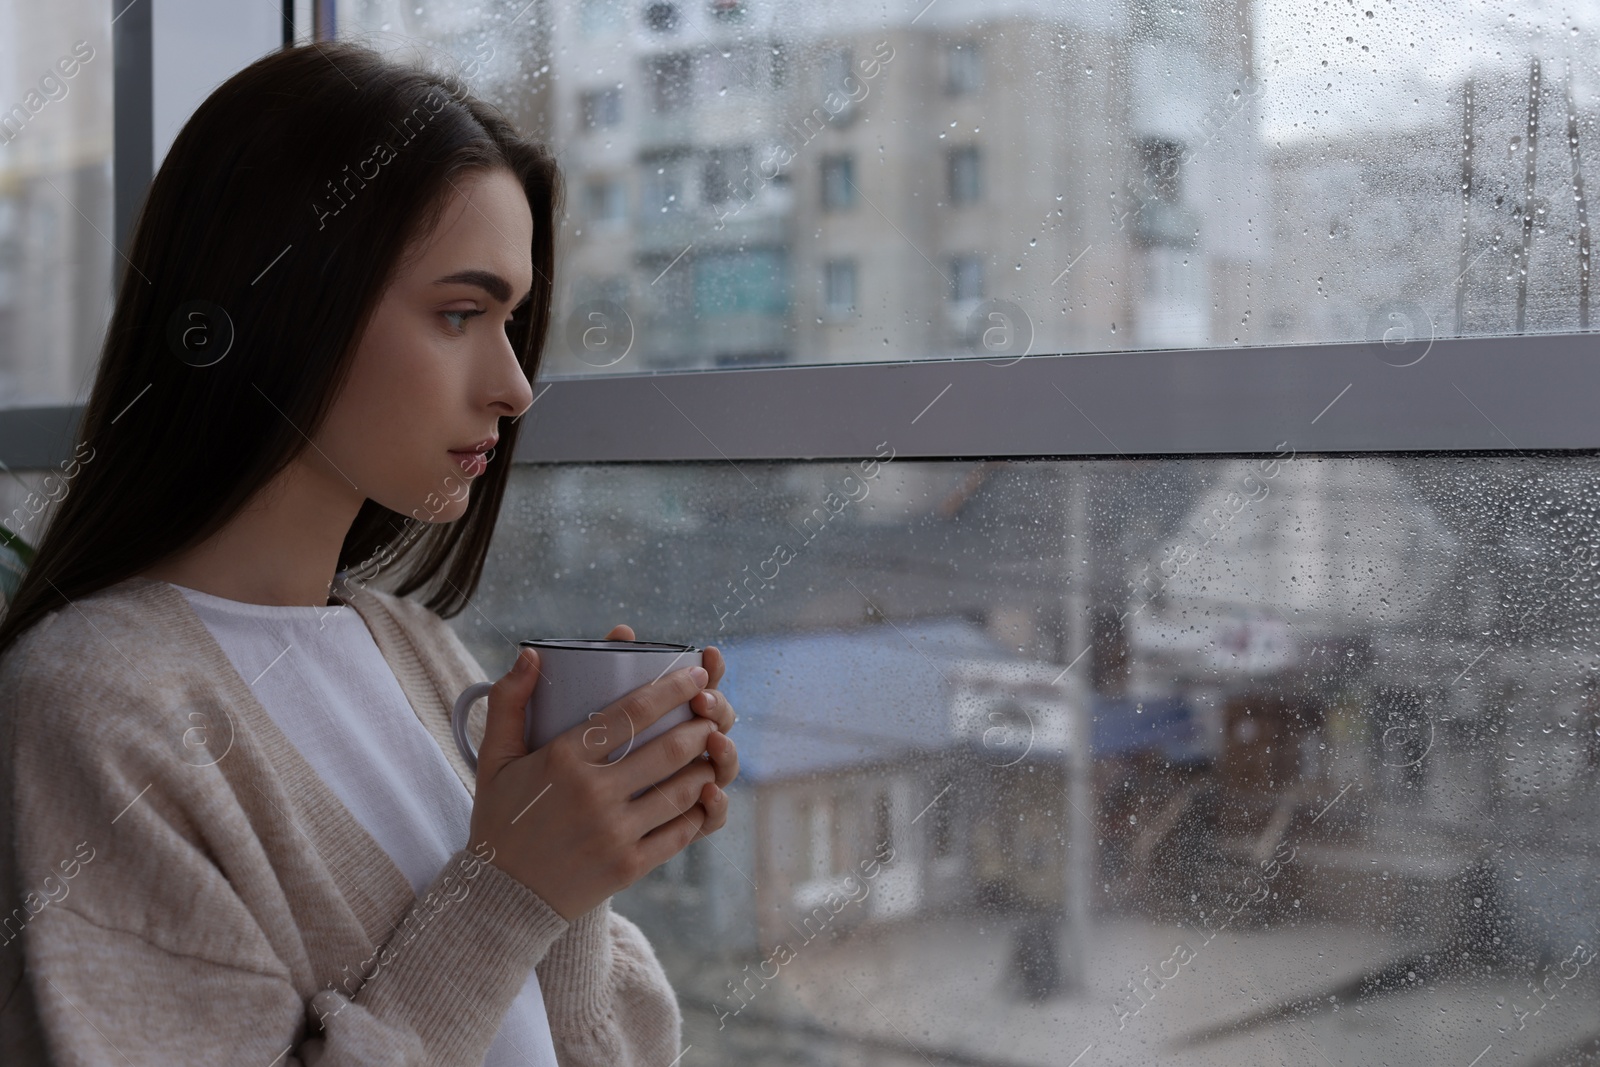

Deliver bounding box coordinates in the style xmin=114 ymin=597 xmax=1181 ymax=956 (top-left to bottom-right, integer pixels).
xmin=2 ymin=9 xmax=1597 ymax=469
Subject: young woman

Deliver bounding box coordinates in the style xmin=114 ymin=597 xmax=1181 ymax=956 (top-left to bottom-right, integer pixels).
xmin=0 ymin=41 xmax=738 ymax=1065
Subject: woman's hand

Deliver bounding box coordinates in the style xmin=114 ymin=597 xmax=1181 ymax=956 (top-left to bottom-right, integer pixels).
xmin=467 ymin=646 xmax=722 ymax=921
xmin=603 ymin=623 xmax=740 ymax=842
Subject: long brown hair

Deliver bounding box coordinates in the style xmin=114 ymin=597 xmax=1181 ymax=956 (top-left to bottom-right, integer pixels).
xmin=0 ymin=41 xmax=562 ymax=659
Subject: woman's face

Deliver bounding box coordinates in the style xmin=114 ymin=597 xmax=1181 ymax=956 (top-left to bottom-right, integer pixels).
xmin=312 ymin=165 xmax=536 ymax=524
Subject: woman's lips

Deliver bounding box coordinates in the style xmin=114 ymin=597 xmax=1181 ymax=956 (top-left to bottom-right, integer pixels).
xmin=450 ymin=450 xmax=488 ymax=477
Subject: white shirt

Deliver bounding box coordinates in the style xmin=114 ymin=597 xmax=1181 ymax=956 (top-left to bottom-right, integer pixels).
xmin=172 ymin=582 xmax=559 ymax=1067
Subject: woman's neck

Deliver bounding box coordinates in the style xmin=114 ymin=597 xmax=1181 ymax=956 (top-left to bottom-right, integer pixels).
xmin=139 ymin=453 xmax=366 ymax=607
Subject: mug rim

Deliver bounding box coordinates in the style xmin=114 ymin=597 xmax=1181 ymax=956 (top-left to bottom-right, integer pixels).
xmin=517 ymin=638 xmax=700 ymax=653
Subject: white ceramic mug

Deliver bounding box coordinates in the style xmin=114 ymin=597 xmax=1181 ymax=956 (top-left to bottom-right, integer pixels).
xmin=450 ymin=638 xmax=702 ymax=774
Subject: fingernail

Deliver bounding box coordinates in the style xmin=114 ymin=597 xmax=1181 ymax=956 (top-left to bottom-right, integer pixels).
xmin=689 ymin=666 xmax=708 ymax=686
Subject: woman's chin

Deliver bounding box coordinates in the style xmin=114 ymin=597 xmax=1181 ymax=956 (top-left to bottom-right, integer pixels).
xmin=406 ymin=487 xmax=472 ymax=524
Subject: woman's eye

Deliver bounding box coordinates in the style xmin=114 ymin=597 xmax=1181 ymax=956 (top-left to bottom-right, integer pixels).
xmin=442 ymin=308 xmax=483 ymax=332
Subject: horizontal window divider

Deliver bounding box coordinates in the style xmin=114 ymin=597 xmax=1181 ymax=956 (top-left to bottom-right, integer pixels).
xmin=1 ymin=334 xmax=1596 ymax=469
xmin=516 ymin=333 xmax=1600 ymax=462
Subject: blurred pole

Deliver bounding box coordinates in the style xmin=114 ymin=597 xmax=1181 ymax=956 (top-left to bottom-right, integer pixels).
xmin=1564 ymin=65 xmax=1590 ymax=330
xmin=1062 ymin=468 xmax=1093 ymax=992
xmin=1454 ymin=77 xmax=1474 ymax=334
xmin=313 ymin=0 xmax=337 ymax=42
xmin=112 ymin=0 xmax=152 ymax=280
xmin=1517 ymin=57 xmax=1541 ymax=334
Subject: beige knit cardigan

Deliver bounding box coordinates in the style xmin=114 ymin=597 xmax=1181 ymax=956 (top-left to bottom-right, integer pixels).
xmin=0 ymin=575 xmax=682 ymax=1064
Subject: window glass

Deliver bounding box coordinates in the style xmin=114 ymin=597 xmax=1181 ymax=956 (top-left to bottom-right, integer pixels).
xmin=582 ymin=175 xmax=627 ymax=226
xmin=577 ymin=0 xmax=626 ymax=39
xmin=448 ymin=454 xmax=1600 ymax=1066
xmin=951 ymin=252 xmax=983 ymax=301
xmin=702 ymin=144 xmax=755 ymax=206
xmin=0 ymin=0 xmax=112 ymax=408
xmin=579 ymin=86 xmax=622 ymax=130
xmin=822 ymin=257 xmax=856 ymax=315
xmin=947 ymin=144 xmax=980 ymax=204
xmin=336 ymin=0 xmax=1600 ymax=377
xmin=819 ymin=153 xmax=853 ymax=210
xmin=644 ymin=2 xmax=682 ymax=35
xmin=694 ymin=247 xmax=788 ymax=315
xmin=945 ymin=39 xmax=981 ymax=96
xmin=647 ymin=52 xmax=693 ymax=114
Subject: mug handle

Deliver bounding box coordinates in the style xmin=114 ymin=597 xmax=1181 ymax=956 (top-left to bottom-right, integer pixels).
xmin=450 ymin=682 xmax=495 ymax=774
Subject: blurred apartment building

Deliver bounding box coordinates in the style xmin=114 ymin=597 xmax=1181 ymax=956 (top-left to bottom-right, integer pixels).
xmin=543 ymin=0 xmax=1265 ymax=375
xmin=0 ymin=1 xmax=113 ymax=407
xmin=1265 ymin=64 xmax=1599 ymax=345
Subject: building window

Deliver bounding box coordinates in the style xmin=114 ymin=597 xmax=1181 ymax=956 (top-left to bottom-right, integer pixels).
xmin=580 ymin=87 xmax=622 ymax=131
xmin=951 ymin=254 xmax=983 ymax=302
xmin=695 ymin=248 xmax=790 ymax=316
xmin=873 ymin=788 xmax=893 ymax=854
xmin=821 ymin=154 xmax=855 ymax=210
xmin=647 ymin=53 xmax=694 ymax=113
xmin=641 ymin=156 xmax=687 ymax=216
xmin=578 ymin=0 xmax=626 ymax=38
xmin=583 ymin=178 xmax=627 ymax=227
xmin=948 ymin=145 xmax=981 ymax=205
xmin=702 ymin=145 xmax=754 ymax=207
xmin=930 ymin=777 xmax=955 ymax=858
xmin=1137 ymin=137 xmax=1184 ymax=201
xmin=770 ymin=41 xmax=788 ymax=89
xmin=823 ymin=259 xmax=857 ymax=316
xmin=945 ymin=40 xmax=982 ymax=95
xmin=820 ymin=46 xmax=857 ymax=124
xmin=709 ymin=0 xmax=746 ymax=21
xmin=644 ymin=1 xmax=680 ymax=32
xmin=799 ymin=795 xmax=835 ymax=880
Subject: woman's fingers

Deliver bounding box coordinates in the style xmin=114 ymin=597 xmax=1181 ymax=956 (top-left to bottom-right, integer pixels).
xmin=477 ymin=647 xmax=540 ymax=778
xmin=630 ymin=753 xmax=715 ymax=831
xmin=637 ymin=789 xmax=713 ymax=865
xmin=610 ymin=626 xmax=731 ymax=732
xmin=706 ymin=729 xmax=739 ymax=789
xmin=703 ymin=645 xmax=725 ymax=688
xmin=693 ymin=781 xmax=729 ymax=840
xmin=692 ymin=687 xmax=735 ymax=732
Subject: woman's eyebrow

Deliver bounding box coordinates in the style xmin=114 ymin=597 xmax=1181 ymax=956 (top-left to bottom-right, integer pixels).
xmin=434 ymin=268 xmax=533 ymax=306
